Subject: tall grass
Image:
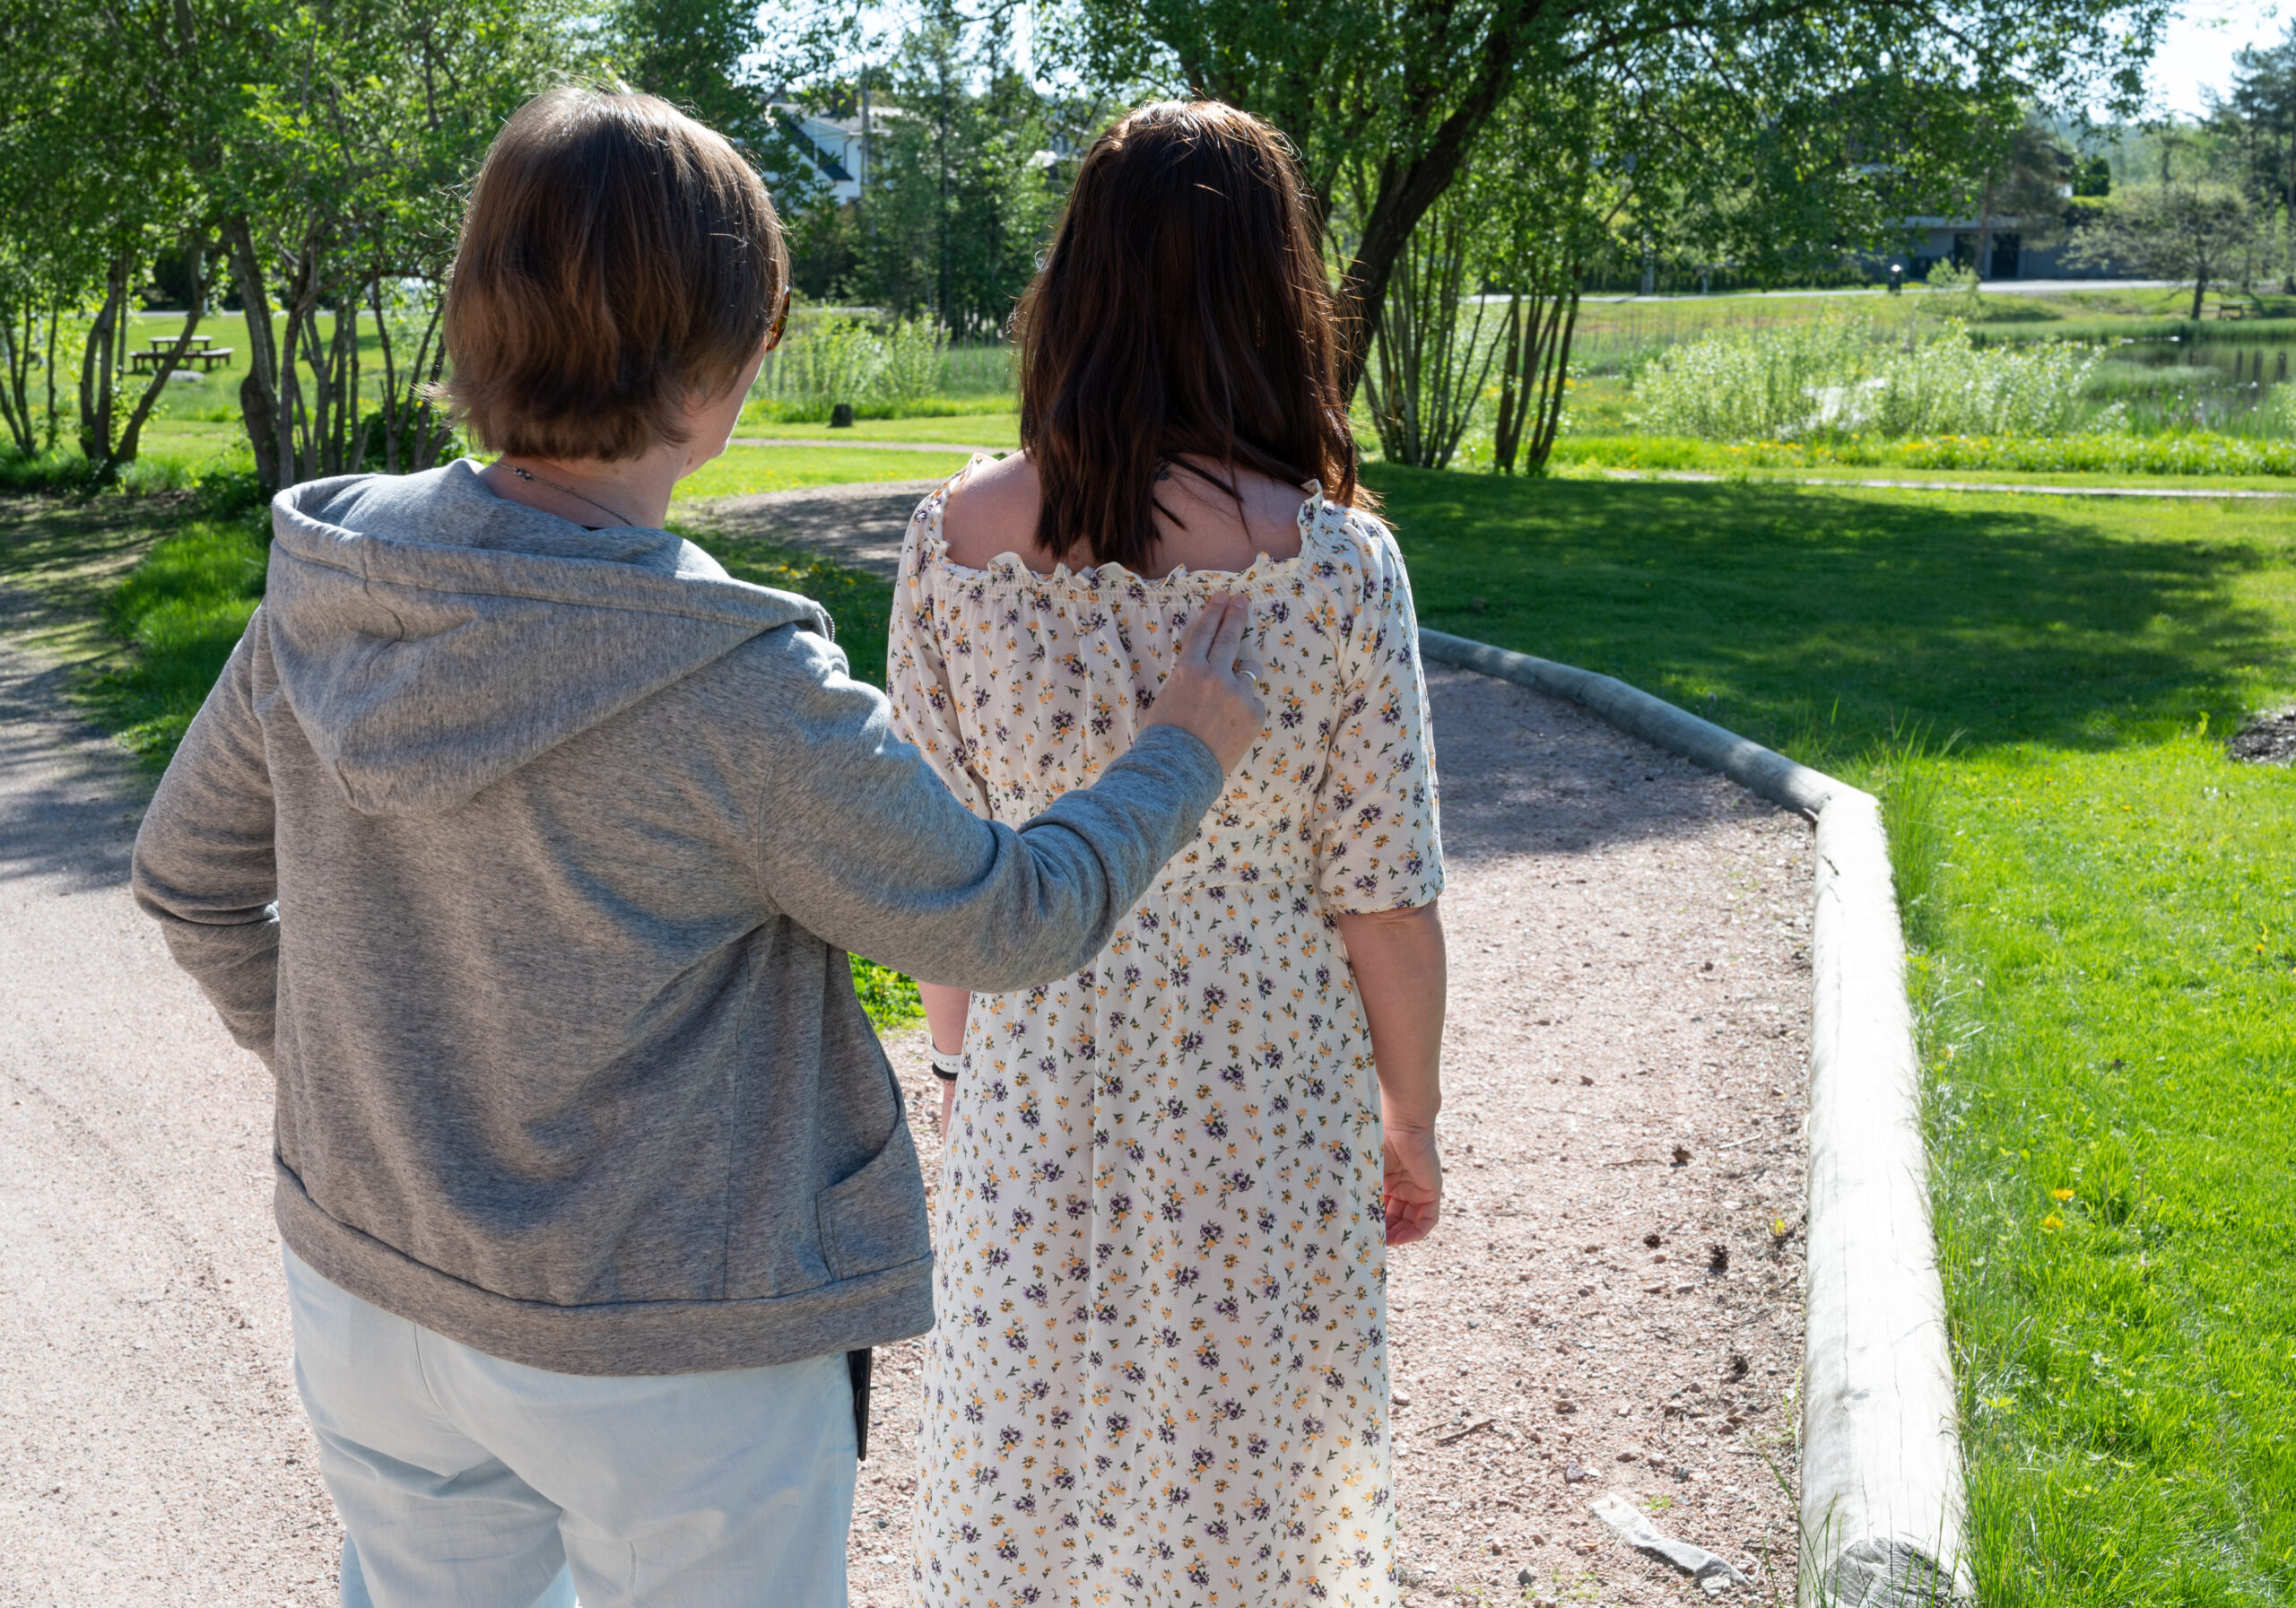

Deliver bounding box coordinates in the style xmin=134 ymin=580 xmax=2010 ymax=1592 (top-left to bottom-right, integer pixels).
xmin=1872 ymin=730 xmax=1960 ymax=954
xmin=749 ymin=314 xmax=1007 ymax=422
xmin=1629 ymin=316 xmax=2111 ymax=441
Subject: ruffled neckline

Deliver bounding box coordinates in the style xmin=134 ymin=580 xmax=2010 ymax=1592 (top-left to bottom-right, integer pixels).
xmin=920 ymin=452 xmax=1332 ymax=589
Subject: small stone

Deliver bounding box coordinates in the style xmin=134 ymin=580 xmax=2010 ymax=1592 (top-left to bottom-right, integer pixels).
xmin=1674 ymin=1465 xmax=1692 ymax=1481
xmin=1553 ymin=1398 xmax=1576 ymax=1413
xmin=1563 ymin=1463 xmax=1590 ymax=1482
xmin=1396 ymin=1561 xmax=1427 ymax=1588
xmin=1517 ymin=1569 xmax=1534 ymax=1586
xmin=1672 ymin=1145 xmax=1692 ymax=1165
xmin=1642 ymin=1231 xmax=1663 ymax=1247
xmin=1393 ymin=1393 xmax=1413 ymax=1408
xmin=1707 ymin=1242 xmax=1730 ymax=1273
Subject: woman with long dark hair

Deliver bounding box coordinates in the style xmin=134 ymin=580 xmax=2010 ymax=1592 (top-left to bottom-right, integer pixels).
xmin=889 ymin=101 xmax=1448 ymax=1606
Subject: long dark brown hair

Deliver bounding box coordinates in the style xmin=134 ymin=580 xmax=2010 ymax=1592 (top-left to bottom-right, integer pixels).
xmin=1015 ymin=100 xmax=1361 ymax=570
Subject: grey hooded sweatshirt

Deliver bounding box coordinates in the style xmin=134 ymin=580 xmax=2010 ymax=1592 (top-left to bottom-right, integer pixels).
xmin=130 ymin=461 xmax=1222 ymax=1376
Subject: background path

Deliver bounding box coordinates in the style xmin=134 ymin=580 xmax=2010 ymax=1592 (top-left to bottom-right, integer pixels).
xmin=0 ymin=635 xmax=338 ymax=1605
xmin=3 ymin=502 xmax=1814 ymax=1606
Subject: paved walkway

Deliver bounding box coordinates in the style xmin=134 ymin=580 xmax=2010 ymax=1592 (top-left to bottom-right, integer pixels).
xmin=2 ymin=496 xmax=1818 ymax=1605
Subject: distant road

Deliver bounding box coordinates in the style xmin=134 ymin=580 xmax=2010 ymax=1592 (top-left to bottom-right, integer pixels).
xmin=1472 ymin=278 xmax=2183 ymax=305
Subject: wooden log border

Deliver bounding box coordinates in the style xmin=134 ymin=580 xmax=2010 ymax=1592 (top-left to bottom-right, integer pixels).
xmin=1417 ymin=628 xmax=1969 ymax=1608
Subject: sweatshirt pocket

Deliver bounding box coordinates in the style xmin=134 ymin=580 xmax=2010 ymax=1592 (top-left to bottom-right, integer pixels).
xmin=814 ymin=1108 xmax=932 ymax=1283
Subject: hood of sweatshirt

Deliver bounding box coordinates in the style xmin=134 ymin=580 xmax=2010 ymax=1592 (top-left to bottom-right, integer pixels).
xmin=265 ymin=461 xmax=832 ymax=818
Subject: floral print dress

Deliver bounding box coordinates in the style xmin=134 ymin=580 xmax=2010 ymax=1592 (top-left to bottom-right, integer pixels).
xmin=887 ymin=459 xmax=1444 ymax=1608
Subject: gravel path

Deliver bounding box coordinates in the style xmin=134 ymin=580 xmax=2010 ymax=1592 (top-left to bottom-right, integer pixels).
xmin=2 ymin=516 xmax=1813 ymax=1605
xmin=0 ymin=636 xmax=339 ymax=1605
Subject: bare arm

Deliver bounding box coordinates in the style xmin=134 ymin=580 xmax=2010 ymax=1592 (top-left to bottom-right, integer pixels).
xmin=1334 ymin=900 xmax=1446 ymax=1246
xmin=921 ymin=979 xmax=970 ymax=1134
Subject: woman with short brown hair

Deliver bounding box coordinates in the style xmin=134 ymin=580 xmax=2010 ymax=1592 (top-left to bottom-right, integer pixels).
xmin=891 ymin=100 xmax=1448 ymax=1606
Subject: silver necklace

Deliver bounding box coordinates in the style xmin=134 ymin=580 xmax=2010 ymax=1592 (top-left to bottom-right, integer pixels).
xmin=497 ymin=460 xmax=637 ymax=528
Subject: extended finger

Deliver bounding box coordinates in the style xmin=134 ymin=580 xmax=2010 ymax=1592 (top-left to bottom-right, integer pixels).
xmin=1172 ymin=595 xmax=1231 ymax=667
xmin=1205 ymin=592 xmax=1251 ymax=668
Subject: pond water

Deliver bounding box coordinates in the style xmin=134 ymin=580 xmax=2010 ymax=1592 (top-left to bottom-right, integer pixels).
xmin=2091 ymin=338 xmax=2293 ymax=434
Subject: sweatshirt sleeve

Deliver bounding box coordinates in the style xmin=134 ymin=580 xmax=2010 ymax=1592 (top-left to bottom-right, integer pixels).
xmin=752 ymin=627 xmax=1223 ymax=994
xmin=130 ymin=618 xmax=282 ymax=1059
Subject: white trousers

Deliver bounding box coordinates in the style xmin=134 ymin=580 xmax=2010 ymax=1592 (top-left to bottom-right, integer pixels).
xmin=284 ymin=1247 xmax=857 ymax=1608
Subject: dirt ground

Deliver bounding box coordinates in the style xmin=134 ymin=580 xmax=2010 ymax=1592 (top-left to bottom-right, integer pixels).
xmin=2 ymin=550 xmax=1812 ymax=1604
xmin=846 ymin=665 xmax=1815 ymax=1608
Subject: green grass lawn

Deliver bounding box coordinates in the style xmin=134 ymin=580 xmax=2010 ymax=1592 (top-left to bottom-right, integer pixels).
xmin=1365 ymin=465 xmax=2296 ymax=1605
xmin=729 ymin=413 xmax=1018 ymax=448
xmin=677 ymin=444 xmax=973 ymax=499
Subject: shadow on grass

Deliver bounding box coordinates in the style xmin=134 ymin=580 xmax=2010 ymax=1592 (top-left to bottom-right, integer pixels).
xmin=1371 ymin=468 xmax=2292 ymax=761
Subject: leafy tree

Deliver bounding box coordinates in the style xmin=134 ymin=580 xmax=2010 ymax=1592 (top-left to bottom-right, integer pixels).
xmin=857 ymin=5 xmax=1059 ymax=338
xmin=214 ymin=0 xmax=587 ymax=487
xmin=603 ymin=0 xmax=830 ymax=204
xmin=0 ymin=0 xmax=225 ymax=474
xmin=1051 ymin=0 xmax=2172 ymax=394
xmin=2066 ymin=180 xmax=2257 ymax=317
xmin=2215 ymin=22 xmax=2296 ymax=291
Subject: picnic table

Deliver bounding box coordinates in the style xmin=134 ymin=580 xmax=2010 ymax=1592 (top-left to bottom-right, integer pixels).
xmin=129 ymin=335 xmax=234 ymax=373
xmin=2213 ymin=300 xmax=2263 ymax=321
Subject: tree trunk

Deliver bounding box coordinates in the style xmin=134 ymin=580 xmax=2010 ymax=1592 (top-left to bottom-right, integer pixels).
xmin=1492 ymin=265 xmax=1581 ymax=474
xmin=42 ymin=307 xmax=59 ymax=453
xmin=76 ymin=261 xmax=125 ymax=465
xmin=110 ymin=236 xmax=214 ymax=469
xmin=1325 ymin=0 xmax=1542 ymax=399
xmin=227 ymin=213 xmax=285 ymax=491
xmin=0 ymin=295 xmax=35 ymax=456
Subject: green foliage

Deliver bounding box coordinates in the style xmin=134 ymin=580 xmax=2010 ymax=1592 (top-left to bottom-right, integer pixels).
xmin=854 ymin=5 xmax=1062 ymax=339
xmin=2067 ymin=182 xmax=2261 ymax=321
xmin=848 ymin=956 xmax=924 ymax=1031
xmin=81 ymin=510 xmax=270 ymax=764
xmin=602 ymin=0 xmax=831 ymax=203
xmin=1060 ymin=0 xmax=2170 ymax=392
xmin=753 ymin=315 xmax=950 ymax=420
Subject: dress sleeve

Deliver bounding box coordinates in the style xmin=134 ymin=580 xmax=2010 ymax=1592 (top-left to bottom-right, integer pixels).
xmin=885 ymin=491 xmax=990 ymax=818
xmin=1311 ymin=516 xmax=1445 ymax=914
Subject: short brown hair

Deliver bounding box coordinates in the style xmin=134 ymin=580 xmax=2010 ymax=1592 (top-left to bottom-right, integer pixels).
xmin=443 ymin=88 xmax=787 ymax=462
xmin=1016 ymin=100 xmax=1361 ymax=572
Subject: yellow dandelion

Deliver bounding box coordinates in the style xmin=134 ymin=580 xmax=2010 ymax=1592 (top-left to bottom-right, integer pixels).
xmin=2041 ymin=1213 xmax=2065 ymax=1232
xmin=2052 ymin=1188 xmax=2075 ymax=1203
